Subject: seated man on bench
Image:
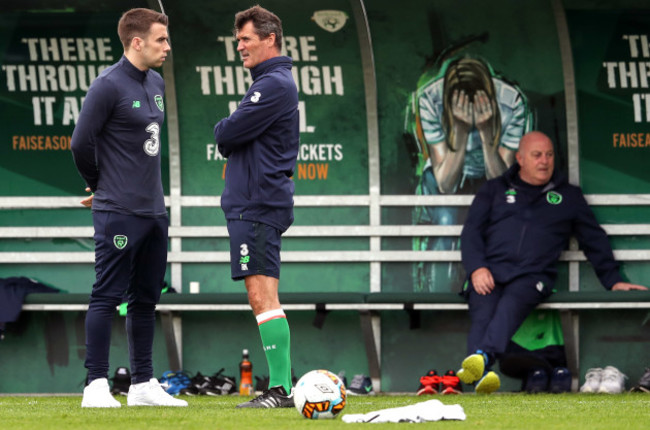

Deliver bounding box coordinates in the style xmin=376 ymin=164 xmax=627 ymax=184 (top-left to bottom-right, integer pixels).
xmin=457 ymin=131 xmax=647 ymax=394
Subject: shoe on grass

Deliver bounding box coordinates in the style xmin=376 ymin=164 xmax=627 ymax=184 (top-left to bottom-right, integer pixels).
xmin=348 ymin=374 xmax=375 ymax=396
xmin=82 ymin=378 xmax=121 ymax=408
xmin=110 ymin=367 xmax=131 ymax=396
xmin=204 ymin=369 xmax=238 ymax=395
xmin=597 ymin=366 xmax=626 ymax=394
xmin=236 ymin=385 xmax=294 ymax=408
xmin=416 ymin=369 xmax=440 ymax=395
xmin=525 ymin=368 xmax=549 ymax=394
xmin=630 ymin=367 xmax=650 ymax=393
xmin=549 ymin=367 xmax=572 ymax=394
xmin=457 ymin=353 xmax=486 ymax=384
xmin=127 ymin=378 xmax=188 ymax=406
xmin=579 ymin=368 xmax=603 ymax=393
xmin=475 ymin=371 xmax=500 ymax=394
xmin=440 ymin=370 xmax=462 ymax=395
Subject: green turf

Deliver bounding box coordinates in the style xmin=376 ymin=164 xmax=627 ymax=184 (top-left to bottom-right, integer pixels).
xmin=0 ymin=393 xmax=648 ymax=429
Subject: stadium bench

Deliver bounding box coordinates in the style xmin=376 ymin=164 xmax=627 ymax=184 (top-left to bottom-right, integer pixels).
xmin=5 ymin=193 xmax=650 ymax=392
xmin=22 ymin=290 xmax=650 ymax=391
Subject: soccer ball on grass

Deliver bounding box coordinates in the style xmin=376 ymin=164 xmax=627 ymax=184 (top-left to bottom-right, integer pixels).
xmin=294 ymin=369 xmax=346 ymax=419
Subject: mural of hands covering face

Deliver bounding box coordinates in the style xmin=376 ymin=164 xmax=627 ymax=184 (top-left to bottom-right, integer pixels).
xmin=406 ymin=54 xmax=533 ymax=292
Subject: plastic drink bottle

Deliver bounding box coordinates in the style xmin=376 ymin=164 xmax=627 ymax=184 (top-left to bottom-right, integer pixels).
xmin=239 ymin=349 xmax=253 ymax=395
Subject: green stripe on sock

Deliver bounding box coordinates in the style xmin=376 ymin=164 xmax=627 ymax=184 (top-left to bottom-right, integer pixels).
xmin=258 ymin=316 xmax=292 ymax=393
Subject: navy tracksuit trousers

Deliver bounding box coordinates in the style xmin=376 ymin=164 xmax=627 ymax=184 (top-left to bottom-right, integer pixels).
xmin=466 ymin=275 xmax=553 ymax=362
xmin=85 ymin=211 xmax=168 ymax=384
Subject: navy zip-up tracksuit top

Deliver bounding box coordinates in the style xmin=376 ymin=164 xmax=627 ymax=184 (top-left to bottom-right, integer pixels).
xmin=461 ymin=164 xmax=623 ymax=290
xmin=214 ymin=56 xmax=299 ymax=233
xmin=70 ymin=55 xmax=169 ymax=383
xmin=71 ymin=55 xmax=167 ymax=217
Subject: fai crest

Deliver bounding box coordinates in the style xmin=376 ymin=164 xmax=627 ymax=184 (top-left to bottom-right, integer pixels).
xmin=154 ymin=95 xmax=164 ymax=112
xmin=546 ymin=191 xmax=563 ymax=205
xmin=113 ymin=235 xmax=128 ymax=250
xmin=311 ymin=10 xmax=348 ymax=33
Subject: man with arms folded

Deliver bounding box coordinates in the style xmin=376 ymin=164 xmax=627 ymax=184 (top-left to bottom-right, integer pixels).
xmin=214 ymin=5 xmax=299 ymax=409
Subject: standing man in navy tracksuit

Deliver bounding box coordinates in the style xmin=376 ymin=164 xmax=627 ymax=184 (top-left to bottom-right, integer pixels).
xmin=71 ymin=8 xmax=186 ymax=408
xmin=456 ymin=131 xmax=647 ymax=394
xmin=214 ymin=5 xmax=299 ymax=409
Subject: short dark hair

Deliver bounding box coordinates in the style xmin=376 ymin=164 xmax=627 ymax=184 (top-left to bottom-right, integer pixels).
xmin=117 ymin=8 xmax=169 ymax=49
xmin=234 ymin=5 xmax=283 ymax=51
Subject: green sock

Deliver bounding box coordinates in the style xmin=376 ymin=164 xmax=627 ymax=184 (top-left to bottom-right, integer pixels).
xmin=257 ymin=312 xmax=292 ymax=393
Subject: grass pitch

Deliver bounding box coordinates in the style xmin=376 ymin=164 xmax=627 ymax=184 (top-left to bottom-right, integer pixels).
xmin=0 ymin=393 xmax=648 ymax=429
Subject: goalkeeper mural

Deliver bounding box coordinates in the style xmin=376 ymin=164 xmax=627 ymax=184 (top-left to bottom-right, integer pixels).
xmin=405 ymin=54 xmax=533 ymax=292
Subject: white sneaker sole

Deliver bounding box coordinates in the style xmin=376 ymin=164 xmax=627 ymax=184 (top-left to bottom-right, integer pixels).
xmin=127 ymin=398 xmax=188 ymax=407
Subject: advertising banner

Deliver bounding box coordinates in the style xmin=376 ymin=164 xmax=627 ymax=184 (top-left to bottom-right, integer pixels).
xmin=567 ymin=10 xmax=650 ymax=194
xmin=168 ymin=0 xmax=367 ymax=197
xmin=0 ymin=12 xmax=172 ymax=196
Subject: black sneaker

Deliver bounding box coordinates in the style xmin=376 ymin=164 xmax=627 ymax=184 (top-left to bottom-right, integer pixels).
xmin=630 ymin=367 xmax=650 ymax=393
xmin=525 ymin=368 xmax=549 ymax=393
xmin=179 ymin=372 xmax=211 ymax=396
xmin=348 ymin=374 xmax=375 ymax=395
xmin=203 ymin=369 xmax=237 ymax=396
xmin=110 ymin=367 xmax=131 ymax=396
xmin=236 ymin=385 xmax=294 ymax=408
xmin=549 ymin=367 xmax=571 ymax=393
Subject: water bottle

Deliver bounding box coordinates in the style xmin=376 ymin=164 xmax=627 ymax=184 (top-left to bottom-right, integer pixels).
xmin=239 ymin=349 xmax=253 ymax=395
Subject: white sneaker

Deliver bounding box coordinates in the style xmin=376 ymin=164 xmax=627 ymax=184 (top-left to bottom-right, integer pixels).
xmin=127 ymin=378 xmax=188 ymax=407
xmin=579 ymin=368 xmax=603 ymax=393
xmin=598 ymin=366 xmax=627 ymax=394
xmin=81 ymin=378 xmax=121 ymax=408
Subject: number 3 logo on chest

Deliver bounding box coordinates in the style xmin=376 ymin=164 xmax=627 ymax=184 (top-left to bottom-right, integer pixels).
xmin=143 ymin=122 xmax=160 ymax=156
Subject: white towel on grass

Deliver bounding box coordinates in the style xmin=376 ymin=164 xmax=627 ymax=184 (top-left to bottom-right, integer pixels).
xmin=342 ymin=399 xmax=466 ymax=423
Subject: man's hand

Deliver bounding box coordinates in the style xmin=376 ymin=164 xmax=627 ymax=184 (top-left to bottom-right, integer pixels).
xmin=611 ymin=282 xmax=648 ymax=291
xmin=80 ymin=187 xmax=93 ymax=208
xmin=471 ymin=267 xmax=495 ymax=295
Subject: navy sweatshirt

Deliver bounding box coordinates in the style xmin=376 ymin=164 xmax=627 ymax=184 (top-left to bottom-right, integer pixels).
xmin=461 ymin=163 xmax=623 ymax=289
xmin=214 ymin=56 xmax=299 ymax=232
xmin=71 ymin=55 xmax=167 ymax=217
